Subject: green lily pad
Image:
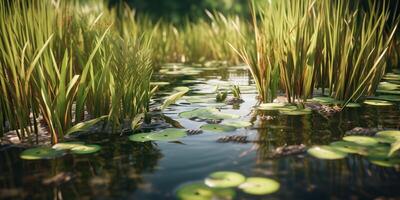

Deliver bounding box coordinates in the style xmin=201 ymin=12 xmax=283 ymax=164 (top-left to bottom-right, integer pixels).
xmin=329 ymin=141 xmax=367 ymax=155
xmin=176 ymin=182 xmax=235 ymax=200
xmin=377 ymin=82 xmax=400 ymax=91
xmin=369 ymin=157 xmax=400 ymax=168
xmin=184 ymin=96 xmax=215 ymax=103
xmin=204 ymin=171 xmax=246 ymax=188
xmin=222 ymin=121 xmax=252 ymax=128
xmin=147 ymin=128 xmax=187 ymax=141
xmin=366 ymin=145 xmax=393 ymax=159
xmin=20 ymin=147 xmax=65 ymax=160
xmin=344 ymin=103 xmax=361 ymax=108
xmin=52 ymin=142 xmax=84 ymax=150
xmin=200 ymin=124 xmax=236 ymax=132
xmin=373 ymin=95 xmax=400 ymax=102
xmin=363 ymin=100 xmax=394 ymax=106
xmin=376 ymin=130 xmax=400 ymax=139
xmin=70 ymin=144 xmax=101 ymax=154
xmin=128 ymin=133 xmax=153 ymax=142
xmin=307 ymin=145 xmax=347 ymax=160
xmin=312 ymin=97 xmax=341 ymax=104
xmin=257 ymin=103 xmax=288 ymax=111
xmin=238 ymin=177 xmax=280 ymax=195
xmin=179 ymin=108 xmax=239 ymax=120
xmin=376 ymin=90 xmax=400 ymax=95
xmin=279 ymin=108 xmax=312 ymax=115
xmin=342 ymin=136 xmax=379 ymax=146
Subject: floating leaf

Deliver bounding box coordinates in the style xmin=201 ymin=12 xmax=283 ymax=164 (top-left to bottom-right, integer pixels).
xmin=150 ymin=81 xmax=170 ymax=86
xmin=342 ymin=136 xmax=379 ymax=146
xmin=20 ymin=147 xmax=65 ymax=160
xmin=161 ymin=87 xmax=189 ymax=110
xmin=147 ymin=128 xmax=187 ymax=141
xmin=366 ymin=145 xmax=393 ymax=159
xmin=369 ymin=157 xmax=400 ymax=168
xmin=179 ymin=108 xmax=239 ymax=120
xmin=373 ymin=95 xmax=400 ymax=102
xmin=128 ymin=133 xmax=153 ymax=142
xmin=70 ymin=144 xmax=101 ymax=154
xmin=389 ymin=141 xmax=400 ymax=157
xmin=238 ymin=177 xmax=280 ymax=195
xmin=52 ymin=142 xmax=84 ymax=150
xmin=257 ymin=103 xmax=290 ymax=111
xmin=363 ymin=100 xmax=394 ymax=106
xmin=176 ymin=182 xmax=235 ymax=200
xmin=312 ymin=97 xmax=341 ymax=104
xmin=344 ymin=103 xmax=361 ymax=108
xmin=307 ymin=146 xmax=347 ymax=160
xmin=200 ymin=124 xmax=236 ymax=132
xmin=204 ymin=171 xmax=246 ymax=188
xmin=279 ymin=108 xmax=312 ymax=115
xmin=329 ymin=141 xmax=367 ymax=155
xmin=376 ymin=130 xmax=400 ymax=139
xmin=377 ymin=82 xmax=400 ymax=91
xmin=222 ymin=121 xmax=252 ymax=128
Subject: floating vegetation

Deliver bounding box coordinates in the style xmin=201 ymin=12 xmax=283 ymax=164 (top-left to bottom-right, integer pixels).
xmin=150 ymin=82 xmax=170 ymax=86
xmin=363 ymin=100 xmax=394 ymax=106
xmin=279 ymin=108 xmax=312 ymax=116
xmin=20 ymin=147 xmax=65 ymax=160
xmin=238 ymin=177 xmax=280 ymax=195
xmin=344 ymin=103 xmax=361 ymax=108
xmin=52 ymin=142 xmax=101 ymax=155
xmin=160 ymin=87 xmax=189 ymax=110
xmin=175 ymin=182 xmax=236 ymax=200
xmin=372 ymin=95 xmax=400 ymax=102
xmin=312 ymin=97 xmax=341 ymax=104
xmin=221 ymin=121 xmax=252 ymax=128
xmin=200 ymin=124 xmax=236 ymax=133
xmin=307 ymin=146 xmax=348 ymax=160
xmin=179 ymin=108 xmax=239 ymax=120
xmin=257 ymin=103 xmax=292 ymax=111
xmin=329 ymin=141 xmax=367 ymax=155
xmin=204 ymin=171 xmax=246 ymax=188
xmin=129 ymin=128 xmax=187 ymax=142
xmin=342 ymin=136 xmax=379 ymax=146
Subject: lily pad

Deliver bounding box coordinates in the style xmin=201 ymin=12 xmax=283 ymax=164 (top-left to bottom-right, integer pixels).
xmin=179 ymin=108 xmax=239 ymax=120
xmin=147 ymin=128 xmax=187 ymax=141
xmin=366 ymin=145 xmax=393 ymax=159
xmin=238 ymin=177 xmax=280 ymax=195
xmin=129 ymin=133 xmax=153 ymax=142
xmin=373 ymin=95 xmax=400 ymax=102
xmin=279 ymin=108 xmax=312 ymax=116
xmin=200 ymin=124 xmax=236 ymax=132
xmin=52 ymin=142 xmax=85 ymax=150
xmin=342 ymin=136 xmax=379 ymax=146
xmin=376 ymin=130 xmax=400 ymax=139
xmin=344 ymin=103 xmax=361 ymax=108
xmin=363 ymin=100 xmax=394 ymax=106
xmin=376 ymin=90 xmax=400 ymax=95
xmin=176 ymin=182 xmax=236 ymax=200
xmin=307 ymin=145 xmax=347 ymax=160
xmin=70 ymin=144 xmax=101 ymax=154
xmin=222 ymin=121 xmax=252 ymax=128
xmin=377 ymin=82 xmax=400 ymax=91
xmin=329 ymin=141 xmax=367 ymax=155
xmin=20 ymin=147 xmax=65 ymax=160
xmin=204 ymin=171 xmax=246 ymax=188
xmin=257 ymin=103 xmax=288 ymax=111
xmin=369 ymin=157 xmax=400 ymax=168
xmin=312 ymin=97 xmax=341 ymax=104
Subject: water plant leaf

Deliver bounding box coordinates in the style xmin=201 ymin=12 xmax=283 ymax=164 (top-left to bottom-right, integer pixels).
xmin=366 ymin=145 xmax=393 ymax=159
xmin=222 ymin=121 xmax=252 ymax=128
xmin=344 ymin=103 xmax=361 ymax=108
xmin=373 ymin=95 xmax=400 ymax=102
xmin=65 ymin=116 xmax=107 ymax=135
xmin=128 ymin=133 xmax=153 ymax=142
xmin=363 ymin=100 xmax=394 ymax=106
xmin=257 ymin=103 xmax=289 ymax=111
xmin=389 ymin=141 xmax=400 ymax=157
xmin=147 ymin=128 xmax=187 ymax=141
xmin=200 ymin=124 xmax=236 ymax=132
xmin=307 ymin=146 xmax=347 ymax=160
xmin=176 ymin=182 xmax=236 ymax=200
xmin=238 ymin=177 xmax=280 ymax=195
xmin=279 ymin=108 xmax=312 ymax=116
xmin=160 ymin=87 xmax=189 ymax=110
xmin=312 ymin=97 xmax=340 ymax=104
xmin=150 ymin=81 xmax=170 ymax=86
xmin=369 ymin=157 xmax=400 ymax=168
xmin=52 ymin=142 xmax=85 ymax=150
xmin=179 ymin=108 xmax=239 ymax=120
xmin=376 ymin=130 xmax=400 ymax=138
xmin=204 ymin=171 xmax=246 ymax=188
xmin=342 ymin=136 xmax=379 ymax=146
xmin=20 ymin=147 xmax=65 ymax=160
xmin=377 ymin=82 xmax=400 ymax=91
xmin=131 ymin=113 xmax=145 ymax=130
xmin=70 ymin=144 xmax=101 ymax=154
xmin=329 ymin=141 xmax=367 ymax=155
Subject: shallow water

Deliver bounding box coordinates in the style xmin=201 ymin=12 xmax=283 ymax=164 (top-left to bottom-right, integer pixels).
xmin=1 ymin=65 xmax=400 ymax=200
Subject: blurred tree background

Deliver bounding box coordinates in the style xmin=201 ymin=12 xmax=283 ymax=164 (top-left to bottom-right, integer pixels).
xmin=106 ymin=0 xmax=252 ymax=23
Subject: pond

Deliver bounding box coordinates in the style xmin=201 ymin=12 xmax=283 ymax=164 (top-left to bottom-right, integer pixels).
xmin=1 ymin=64 xmax=400 ymax=200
